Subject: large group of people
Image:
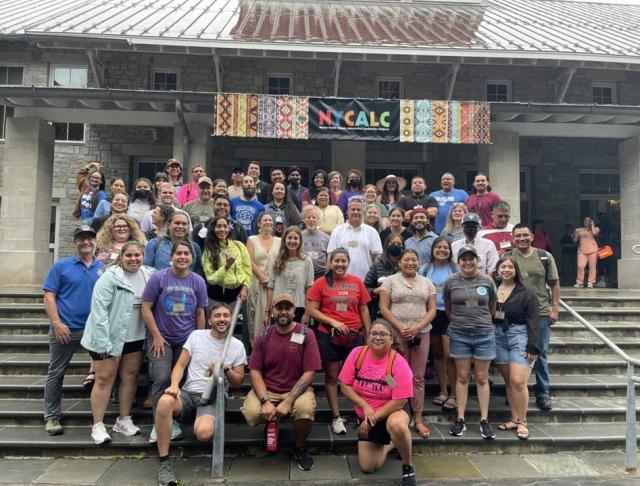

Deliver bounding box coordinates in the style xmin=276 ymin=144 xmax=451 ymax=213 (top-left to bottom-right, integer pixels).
xmin=44 ymin=159 xmax=574 ymax=486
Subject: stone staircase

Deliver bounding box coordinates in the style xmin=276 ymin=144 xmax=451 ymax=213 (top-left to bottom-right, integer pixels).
xmin=0 ymin=286 xmax=638 ymax=457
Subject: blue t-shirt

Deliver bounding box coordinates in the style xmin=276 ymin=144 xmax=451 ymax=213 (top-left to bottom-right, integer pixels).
xmin=421 ymin=262 xmax=456 ymax=311
xmin=42 ymin=256 xmax=104 ymax=330
xmin=405 ymin=232 xmax=438 ymax=265
xmin=429 ymin=189 xmax=468 ymax=234
xmin=80 ymin=189 xmax=107 ymax=220
xmin=230 ymin=197 xmax=265 ymax=236
xmin=144 ymin=237 xmax=202 ymax=273
xmin=142 ymin=267 xmax=208 ymax=346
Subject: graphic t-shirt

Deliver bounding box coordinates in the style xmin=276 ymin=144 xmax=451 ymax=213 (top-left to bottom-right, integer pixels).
xmin=338 ymin=346 xmax=413 ymax=418
xmin=181 ymin=330 xmax=247 ymax=394
xmin=230 ymin=197 xmax=266 ymax=236
xmin=80 ymin=189 xmax=107 ymax=220
xmin=429 ymin=189 xmax=468 ymax=234
xmin=142 ymin=268 xmax=208 ymax=346
xmin=302 ymin=230 xmax=329 ymax=277
xmin=307 ymin=274 xmax=371 ymax=334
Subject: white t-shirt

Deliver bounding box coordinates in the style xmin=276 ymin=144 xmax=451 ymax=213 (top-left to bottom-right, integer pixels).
xmin=122 ymin=270 xmax=147 ymax=342
xmin=181 ymin=330 xmax=247 ymax=394
xmin=327 ymin=222 xmax=383 ymax=281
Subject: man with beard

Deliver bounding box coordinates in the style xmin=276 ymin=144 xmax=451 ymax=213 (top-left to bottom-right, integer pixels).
xmin=337 ymin=170 xmax=365 ymax=217
xmin=477 ymin=200 xmax=515 ymax=256
xmin=465 ymin=173 xmax=502 ymax=227
xmin=247 ymin=161 xmax=270 ymax=203
xmin=231 ymin=176 xmax=266 ymax=237
xmin=192 ymin=195 xmax=247 ymax=250
xmin=184 ymin=176 xmax=215 ymax=226
xmin=451 ymin=213 xmax=499 ymax=276
xmin=404 ymin=208 xmax=439 ymax=265
xmin=241 ymin=294 xmax=321 ymax=471
xmin=397 ymin=176 xmax=439 ymax=224
xmin=287 ymin=166 xmax=306 ymax=211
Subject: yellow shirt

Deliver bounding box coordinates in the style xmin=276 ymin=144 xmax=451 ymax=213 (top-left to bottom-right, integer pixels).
xmin=318 ymin=205 xmax=344 ymax=234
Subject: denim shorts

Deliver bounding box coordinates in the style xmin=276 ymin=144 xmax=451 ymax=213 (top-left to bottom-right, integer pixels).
xmin=449 ymin=328 xmax=496 ymax=361
xmin=494 ymin=325 xmax=534 ymax=368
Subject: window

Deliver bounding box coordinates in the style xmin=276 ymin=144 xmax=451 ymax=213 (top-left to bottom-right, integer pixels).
xmin=486 ymin=81 xmax=511 ymax=102
xmin=377 ymin=78 xmax=403 ymax=99
xmin=50 ymin=66 xmax=87 ymax=141
xmin=0 ymin=66 xmax=22 ymax=139
xmin=134 ymin=157 xmax=170 ymax=181
xmin=153 ymin=70 xmax=179 ymax=91
xmin=267 ymin=75 xmax=292 ymax=95
xmin=592 ymin=84 xmax=616 ymax=104
xmin=580 ymin=171 xmax=619 ymax=196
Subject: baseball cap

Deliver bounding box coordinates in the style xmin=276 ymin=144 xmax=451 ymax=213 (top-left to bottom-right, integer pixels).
xmin=457 ymin=245 xmax=478 ymax=259
xmin=198 ymin=176 xmax=213 ymax=187
xmin=73 ymin=225 xmax=96 ymax=239
xmin=462 ymin=213 xmax=481 ymax=225
xmin=272 ymin=294 xmax=295 ymax=308
xmin=166 ymin=158 xmax=182 ymax=167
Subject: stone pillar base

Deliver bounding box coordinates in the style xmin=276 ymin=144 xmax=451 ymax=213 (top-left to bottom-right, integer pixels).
xmin=0 ymin=250 xmax=52 ymax=285
xmin=617 ymin=258 xmax=640 ymax=290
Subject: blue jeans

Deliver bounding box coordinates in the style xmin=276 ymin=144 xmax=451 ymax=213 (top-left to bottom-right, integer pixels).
xmin=449 ymin=329 xmax=496 ymax=361
xmin=533 ymin=316 xmax=551 ymax=398
xmin=495 ymin=325 xmax=533 ymax=368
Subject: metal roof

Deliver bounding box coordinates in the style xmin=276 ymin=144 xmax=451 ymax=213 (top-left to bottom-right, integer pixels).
xmin=1 ymin=0 xmax=640 ymax=64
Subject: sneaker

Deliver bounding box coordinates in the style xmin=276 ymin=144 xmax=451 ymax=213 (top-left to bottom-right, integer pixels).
xmin=149 ymin=425 xmax=157 ymax=443
xmin=480 ymin=419 xmax=495 ymax=440
xmin=294 ymin=447 xmax=314 ymax=471
xmin=331 ymin=416 xmax=347 ymax=435
xmin=113 ymin=416 xmax=141 ymax=436
xmin=171 ymin=421 xmax=183 ymax=441
xmin=91 ymin=422 xmax=112 ymax=445
xmin=449 ymin=418 xmax=466 ymax=436
xmin=587 ymin=283 xmax=594 ymax=288
xmin=45 ymin=418 xmax=63 ymax=436
xmin=401 ymin=464 xmax=417 ymax=486
xmin=537 ymin=396 xmax=553 ymax=411
xmin=157 ymin=459 xmax=176 ymax=486
xmin=573 ymin=283 xmax=584 ymax=288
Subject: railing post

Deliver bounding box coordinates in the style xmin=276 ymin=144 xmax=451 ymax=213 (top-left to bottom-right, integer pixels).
xmin=212 ymin=376 xmax=226 ymax=478
xmin=626 ymin=363 xmax=638 ymax=473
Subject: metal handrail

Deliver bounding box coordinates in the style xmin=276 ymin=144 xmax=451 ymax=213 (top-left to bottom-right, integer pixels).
xmin=198 ymin=299 xmax=243 ymax=478
xmin=560 ymin=299 xmax=639 ymax=472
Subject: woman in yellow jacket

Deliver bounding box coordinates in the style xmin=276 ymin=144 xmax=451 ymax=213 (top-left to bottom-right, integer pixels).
xmin=201 ymin=215 xmax=252 ymax=307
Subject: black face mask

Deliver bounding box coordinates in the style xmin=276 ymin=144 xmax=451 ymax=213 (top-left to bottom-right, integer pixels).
xmin=244 ymin=188 xmax=256 ymax=198
xmin=134 ymin=189 xmax=151 ymax=199
xmin=348 ymin=178 xmax=361 ymax=188
xmin=463 ymin=225 xmax=479 ymax=239
xmin=387 ymin=244 xmax=403 ymax=257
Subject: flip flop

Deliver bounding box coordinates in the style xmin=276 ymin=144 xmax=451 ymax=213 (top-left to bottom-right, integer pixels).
xmin=517 ymin=422 xmax=529 ymax=440
xmin=498 ymin=420 xmax=519 ymax=431
xmin=442 ymin=396 xmax=457 ymax=410
xmin=432 ymin=393 xmax=448 ymax=406
xmin=82 ymin=371 xmax=95 ymax=390
xmin=414 ymin=422 xmax=431 ymax=439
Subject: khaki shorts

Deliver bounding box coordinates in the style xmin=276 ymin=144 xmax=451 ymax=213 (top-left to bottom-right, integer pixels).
xmin=241 ymin=388 xmax=317 ymax=426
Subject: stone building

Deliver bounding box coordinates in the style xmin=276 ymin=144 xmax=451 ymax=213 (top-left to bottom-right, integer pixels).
xmin=0 ymin=0 xmax=638 ymax=286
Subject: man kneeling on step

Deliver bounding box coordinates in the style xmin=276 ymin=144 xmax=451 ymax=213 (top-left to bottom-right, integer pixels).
xmin=155 ymin=303 xmax=246 ymax=486
xmin=241 ymin=294 xmax=322 ymax=471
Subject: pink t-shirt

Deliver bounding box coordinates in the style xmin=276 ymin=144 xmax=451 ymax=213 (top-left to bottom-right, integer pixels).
xmin=466 ymin=192 xmax=501 ymax=226
xmin=338 ymin=346 xmax=413 ymax=418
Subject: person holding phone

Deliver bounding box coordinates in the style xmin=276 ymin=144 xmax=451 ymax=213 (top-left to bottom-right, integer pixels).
xmin=573 ymin=216 xmax=600 ymax=288
xmin=379 ymin=249 xmax=437 ymax=439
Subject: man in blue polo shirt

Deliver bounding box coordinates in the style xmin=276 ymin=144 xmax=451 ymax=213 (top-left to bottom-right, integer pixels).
xmin=43 ymin=225 xmax=104 ymax=435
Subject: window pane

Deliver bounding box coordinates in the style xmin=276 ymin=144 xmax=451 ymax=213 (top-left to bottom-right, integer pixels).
xmin=7 ymin=67 xmax=23 ymax=85
xmin=53 ymin=68 xmax=71 ymax=87
xmin=611 ymin=174 xmax=620 ymax=193
xmin=593 ymin=175 xmax=609 ymax=194
xmin=0 ymin=67 xmax=6 ymax=84
xmin=165 ymin=72 xmax=177 ymax=90
xmin=69 ymin=68 xmax=87 ymax=88
xmin=579 ymin=173 xmax=594 ymax=193
xmin=267 ymin=77 xmax=291 ymax=95
xmin=67 ymin=123 xmax=85 ymax=141
xmin=54 ymin=122 xmax=68 ymax=140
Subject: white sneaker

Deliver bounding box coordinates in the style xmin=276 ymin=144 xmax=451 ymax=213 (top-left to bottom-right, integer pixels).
xmin=573 ymin=283 xmax=583 ymax=288
xmin=112 ymin=416 xmax=141 ymax=436
xmin=331 ymin=416 xmax=347 ymax=435
xmin=91 ymin=422 xmax=111 ymax=445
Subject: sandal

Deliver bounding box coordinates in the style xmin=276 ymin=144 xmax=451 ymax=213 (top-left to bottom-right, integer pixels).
xmin=498 ymin=419 xmax=519 ymax=431
xmin=82 ymin=371 xmax=95 ymax=390
xmin=432 ymin=393 xmax=448 ymax=406
xmin=516 ymin=422 xmax=529 ymax=440
xmin=442 ymin=395 xmax=457 ymax=410
xmin=414 ymin=422 xmax=431 ymax=439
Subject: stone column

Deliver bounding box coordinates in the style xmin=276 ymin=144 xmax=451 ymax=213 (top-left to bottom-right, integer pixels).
xmin=477 ymin=130 xmax=521 ymax=223
xmin=0 ymin=118 xmax=55 ymax=284
xmin=331 ymin=141 xmax=366 ymax=176
xmin=618 ymin=136 xmax=640 ymax=289
xmin=173 ymin=121 xmax=213 ymax=175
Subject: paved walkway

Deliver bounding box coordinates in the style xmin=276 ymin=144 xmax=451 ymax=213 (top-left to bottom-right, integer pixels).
xmin=3 ymin=451 xmax=640 ymax=485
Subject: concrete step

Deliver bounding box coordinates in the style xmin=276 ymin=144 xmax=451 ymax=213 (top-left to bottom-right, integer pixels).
xmin=0 ymin=421 xmax=637 ymax=457
xmin=0 ymin=304 xmax=47 ymax=319
xmin=0 ymin=319 xmax=50 ymax=336
xmin=552 ymin=322 xmax=640 ymax=339
xmin=558 ymin=307 xmax=640 ymax=322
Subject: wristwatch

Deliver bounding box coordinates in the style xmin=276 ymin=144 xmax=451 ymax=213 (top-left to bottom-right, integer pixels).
xmin=260 ymin=396 xmax=270 ymax=405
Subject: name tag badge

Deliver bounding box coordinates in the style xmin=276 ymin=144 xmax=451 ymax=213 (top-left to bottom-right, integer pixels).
xmin=109 ymin=252 xmax=119 ymax=261
xmin=275 ymin=216 xmax=283 ymax=224
xmin=336 ymin=302 xmax=348 ymax=312
xmin=494 ymin=310 xmax=506 ymax=320
xmin=173 ymin=302 xmax=185 ymax=313
xmin=347 ymin=240 xmax=358 ymax=248
xmin=435 ymin=286 xmax=443 ymax=293
xmin=385 ymin=374 xmax=397 ymax=388
xmin=500 ymin=240 xmax=512 ymax=250
xmin=290 ymin=332 xmax=305 ymax=344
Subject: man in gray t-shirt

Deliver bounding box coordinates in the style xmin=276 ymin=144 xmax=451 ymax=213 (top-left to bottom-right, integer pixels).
xmin=301 ymin=206 xmax=330 ymax=279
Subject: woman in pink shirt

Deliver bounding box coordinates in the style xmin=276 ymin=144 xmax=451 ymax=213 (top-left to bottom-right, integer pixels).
xmin=175 ymin=166 xmax=205 ymax=206
xmin=573 ymin=216 xmax=600 ymax=288
xmin=339 ymin=320 xmax=417 ymax=486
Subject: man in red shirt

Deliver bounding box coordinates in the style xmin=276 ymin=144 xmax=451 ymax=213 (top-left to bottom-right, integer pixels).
xmin=241 ymin=294 xmax=321 ymax=471
xmin=466 ymin=173 xmax=502 ymax=226
xmin=477 ymin=200 xmax=515 ymax=256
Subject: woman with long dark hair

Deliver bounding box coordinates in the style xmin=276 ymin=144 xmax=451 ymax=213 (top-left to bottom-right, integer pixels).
xmin=145 ymin=211 xmax=201 ymax=271
xmin=376 ymin=174 xmax=406 ymax=212
xmin=74 ymin=163 xmax=107 ymax=223
xmin=379 ymin=207 xmax=413 ymax=243
xmin=265 ymin=181 xmax=302 ymax=237
xmin=364 ymin=233 xmax=404 ymax=319
xmin=302 ymin=169 xmax=329 ymax=207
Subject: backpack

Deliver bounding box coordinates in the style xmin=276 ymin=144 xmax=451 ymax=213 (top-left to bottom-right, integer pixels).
xmin=354 ymin=345 xmax=397 ymax=379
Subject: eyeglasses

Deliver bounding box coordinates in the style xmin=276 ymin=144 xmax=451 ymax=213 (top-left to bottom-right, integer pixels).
xmin=113 ymin=225 xmax=130 ymax=230
xmin=370 ymin=331 xmax=391 ymax=338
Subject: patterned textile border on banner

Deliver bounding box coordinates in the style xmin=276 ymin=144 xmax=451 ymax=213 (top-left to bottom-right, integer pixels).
xmin=213 ymin=93 xmax=490 ymax=143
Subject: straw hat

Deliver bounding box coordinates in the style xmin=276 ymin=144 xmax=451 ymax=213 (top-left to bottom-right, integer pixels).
xmin=376 ymin=174 xmax=407 ymax=193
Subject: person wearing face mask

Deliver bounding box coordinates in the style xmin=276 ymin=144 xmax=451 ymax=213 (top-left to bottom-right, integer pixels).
xmin=128 ymin=177 xmax=156 ymax=224
xmin=364 ymin=234 xmax=404 ymax=319
xmin=404 ymin=208 xmax=438 ymax=265
xmin=337 ymin=170 xmax=365 ymax=217
xmin=287 ymin=166 xmax=306 ymax=211
xmin=451 ymin=213 xmax=499 ymax=277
